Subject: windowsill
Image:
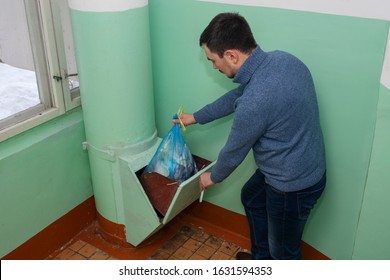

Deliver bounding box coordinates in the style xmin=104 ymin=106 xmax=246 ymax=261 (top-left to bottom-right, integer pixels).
xmin=0 ymin=107 xmax=83 ymax=155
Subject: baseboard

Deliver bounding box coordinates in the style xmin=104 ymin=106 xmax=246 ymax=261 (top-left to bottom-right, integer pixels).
xmin=2 ymin=196 xmax=96 ymax=260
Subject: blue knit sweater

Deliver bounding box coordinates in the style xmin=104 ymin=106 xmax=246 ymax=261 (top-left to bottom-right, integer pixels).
xmin=194 ymin=45 xmax=326 ymax=192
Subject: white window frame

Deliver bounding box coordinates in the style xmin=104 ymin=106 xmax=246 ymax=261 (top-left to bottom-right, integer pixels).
xmin=50 ymin=0 xmax=81 ymax=110
xmin=0 ymin=0 xmax=80 ymax=142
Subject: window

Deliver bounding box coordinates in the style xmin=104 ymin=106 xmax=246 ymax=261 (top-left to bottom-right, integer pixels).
xmin=0 ymin=0 xmax=80 ymax=141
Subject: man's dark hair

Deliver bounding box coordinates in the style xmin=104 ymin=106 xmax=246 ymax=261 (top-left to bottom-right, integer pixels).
xmin=199 ymin=13 xmax=257 ymax=57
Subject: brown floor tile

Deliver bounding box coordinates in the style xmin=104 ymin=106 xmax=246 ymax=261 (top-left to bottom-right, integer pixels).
xmin=204 ymin=235 xmax=223 ymax=249
xmin=159 ymin=240 xmax=181 ymax=255
xmin=78 ymin=243 xmax=99 ymax=258
xmin=196 ymin=244 xmax=216 ymax=259
xmin=171 ymin=231 xmax=190 ymax=244
xmin=149 ymin=249 xmax=171 ymax=260
xmin=55 ymin=248 xmax=75 ymax=260
xmin=170 ymin=247 xmax=193 ymax=260
xmin=210 ymin=251 xmax=231 ymax=260
xmin=89 ymin=250 xmax=110 ymax=260
xmin=188 ymin=253 xmax=207 ymax=260
xmin=191 ymin=228 xmax=210 ymax=242
xmin=69 ymin=240 xmax=87 ymax=252
xmin=68 ymin=253 xmax=88 ymax=260
xmin=219 ymin=241 xmax=240 ymax=256
xmin=159 ymin=232 xmax=188 ymax=255
xmin=178 ymin=225 xmax=197 ymax=237
xmin=182 ymin=238 xmax=202 ymax=252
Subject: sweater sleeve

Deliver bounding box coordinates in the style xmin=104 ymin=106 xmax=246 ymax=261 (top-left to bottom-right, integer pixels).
xmin=210 ymin=88 xmax=268 ymax=183
xmin=193 ymin=86 xmax=244 ymax=124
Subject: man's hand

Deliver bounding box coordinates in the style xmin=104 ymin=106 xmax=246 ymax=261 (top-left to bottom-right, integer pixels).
xmin=172 ymin=113 xmax=197 ymax=126
xmin=199 ymin=172 xmax=215 ymax=191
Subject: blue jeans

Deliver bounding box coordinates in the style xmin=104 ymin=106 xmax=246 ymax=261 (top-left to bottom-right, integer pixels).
xmin=241 ymin=169 xmax=326 ymax=260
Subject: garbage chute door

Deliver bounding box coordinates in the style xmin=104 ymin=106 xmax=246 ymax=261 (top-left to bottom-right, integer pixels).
xmin=162 ymin=161 xmax=216 ymax=224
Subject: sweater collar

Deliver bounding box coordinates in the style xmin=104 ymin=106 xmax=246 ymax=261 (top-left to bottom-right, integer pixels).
xmin=233 ymin=45 xmax=267 ymax=85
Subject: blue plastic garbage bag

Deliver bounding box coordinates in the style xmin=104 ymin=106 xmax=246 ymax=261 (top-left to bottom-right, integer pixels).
xmin=144 ymin=118 xmax=198 ymax=182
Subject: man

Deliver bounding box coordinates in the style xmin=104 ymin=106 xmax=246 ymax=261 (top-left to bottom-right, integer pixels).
xmin=175 ymin=13 xmax=326 ymax=260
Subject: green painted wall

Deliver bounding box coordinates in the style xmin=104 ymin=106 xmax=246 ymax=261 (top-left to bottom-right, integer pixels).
xmin=353 ymin=85 xmax=390 ymax=259
xmin=0 ymin=108 xmax=93 ymax=257
xmin=149 ymin=0 xmax=389 ymax=259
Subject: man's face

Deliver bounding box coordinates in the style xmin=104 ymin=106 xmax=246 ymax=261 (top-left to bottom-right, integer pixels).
xmin=203 ymin=45 xmax=236 ymax=79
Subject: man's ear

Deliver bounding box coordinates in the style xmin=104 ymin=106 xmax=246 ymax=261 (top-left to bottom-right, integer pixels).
xmin=224 ymin=50 xmax=239 ymax=64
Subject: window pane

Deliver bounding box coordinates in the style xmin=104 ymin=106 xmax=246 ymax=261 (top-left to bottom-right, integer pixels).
xmin=0 ymin=0 xmax=41 ymax=120
xmin=0 ymin=63 xmax=40 ymax=120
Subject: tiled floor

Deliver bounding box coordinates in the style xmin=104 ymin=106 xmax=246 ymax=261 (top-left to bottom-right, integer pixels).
xmin=51 ymin=239 xmax=117 ymax=260
xmin=47 ymin=219 xmax=250 ymax=260
xmin=149 ymin=225 xmax=245 ymax=260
